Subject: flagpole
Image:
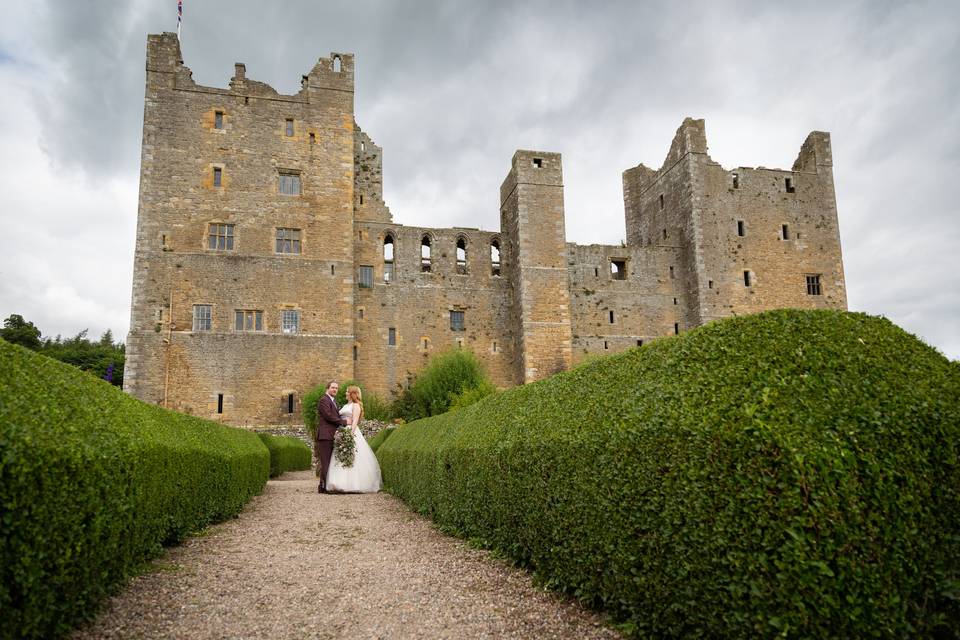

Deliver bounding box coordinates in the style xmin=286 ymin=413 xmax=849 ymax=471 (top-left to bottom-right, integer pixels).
xmin=177 ymin=1 xmax=182 ymax=41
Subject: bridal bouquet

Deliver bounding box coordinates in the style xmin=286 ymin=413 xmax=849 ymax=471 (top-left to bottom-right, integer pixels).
xmin=334 ymin=426 xmax=356 ymax=468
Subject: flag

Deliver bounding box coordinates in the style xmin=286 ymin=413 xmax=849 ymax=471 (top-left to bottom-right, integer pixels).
xmin=177 ymin=1 xmax=183 ymax=40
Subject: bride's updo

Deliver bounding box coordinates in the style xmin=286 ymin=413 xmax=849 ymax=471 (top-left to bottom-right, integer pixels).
xmin=347 ymin=385 xmax=364 ymax=420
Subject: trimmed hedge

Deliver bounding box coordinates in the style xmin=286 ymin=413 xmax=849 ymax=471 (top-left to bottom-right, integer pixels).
xmin=0 ymin=339 xmax=269 ymax=639
xmin=377 ymin=310 xmax=960 ymax=638
xmin=368 ymin=426 xmax=397 ymax=453
xmin=257 ymin=432 xmax=312 ymax=477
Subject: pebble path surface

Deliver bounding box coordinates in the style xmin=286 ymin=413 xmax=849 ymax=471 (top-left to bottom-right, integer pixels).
xmin=72 ymin=469 xmax=622 ymax=639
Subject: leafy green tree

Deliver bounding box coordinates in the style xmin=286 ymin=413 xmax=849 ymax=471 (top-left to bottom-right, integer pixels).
xmin=1 ymin=314 xmax=42 ymax=350
xmin=393 ymin=349 xmax=493 ymax=421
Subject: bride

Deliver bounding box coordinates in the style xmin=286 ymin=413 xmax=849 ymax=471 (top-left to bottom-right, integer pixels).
xmin=325 ymin=385 xmax=382 ymax=493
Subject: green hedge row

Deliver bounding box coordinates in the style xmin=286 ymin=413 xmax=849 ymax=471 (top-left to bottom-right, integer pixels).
xmin=377 ymin=310 xmax=960 ymax=638
xmin=367 ymin=426 xmax=397 ymax=453
xmin=257 ymin=432 xmax=312 ymax=477
xmin=0 ymin=340 xmax=270 ymax=639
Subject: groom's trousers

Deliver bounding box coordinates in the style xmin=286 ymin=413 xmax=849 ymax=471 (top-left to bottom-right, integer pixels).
xmin=315 ymin=439 xmax=334 ymax=485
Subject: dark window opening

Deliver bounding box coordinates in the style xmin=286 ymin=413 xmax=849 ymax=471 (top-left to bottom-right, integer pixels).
xmin=674 ymin=323 xmax=680 ymax=335
xmin=450 ymin=310 xmax=465 ymax=331
xmin=673 ymin=297 xmax=678 ymax=305
xmin=309 ymin=132 xmax=316 ymax=144
xmin=492 ymin=341 xmax=498 ymax=353
xmin=737 ymin=220 xmax=745 ymax=237
xmin=669 ymin=266 xmax=675 ymax=279
xmin=359 ymin=194 xmax=364 ymax=205
xmin=708 ymin=280 xmax=714 ymax=289
xmin=662 ymin=228 xmax=667 ymax=240
xmin=781 ymin=224 xmax=790 ymax=240
xmin=214 ymin=111 xmax=223 ymax=129
xmin=213 ymin=167 xmax=222 ymax=187
xmin=358 ymin=308 xmax=364 ymax=320
xmin=732 ymin=172 xmax=739 ymax=189
xmin=604 ymin=341 xmax=609 ymax=350
xmin=594 ymin=267 xmax=599 ymax=277
xmin=743 ymin=270 xmax=752 ymax=287
xmin=287 ymin=393 xmax=294 ymax=414
xmin=217 ymin=393 xmax=224 ymax=414
xmin=353 ymin=345 xmax=358 ymax=361
xmin=330 ymin=265 xmax=335 ymax=275
xmin=806 ymin=274 xmax=822 ymax=296
xmin=456 ymin=238 xmax=467 ymax=275
xmin=609 ymin=310 xmax=615 ymax=324
xmin=785 ymin=177 xmax=795 ymax=193
xmin=388 ymin=327 xmax=396 ymax=345
xmin=659 ymin=194 xmax=664 ymax=210
xmin=532 ymin=158 xmax=543 ymax=168
xmin=611 ymin=260 xmax=626 ymax=280
xmin=637 ymin=339 xmax=643 ymax=346
xmin=421 ymin=236 xmax=432 ymax=272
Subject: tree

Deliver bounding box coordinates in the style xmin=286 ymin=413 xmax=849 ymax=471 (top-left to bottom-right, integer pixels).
xmin=1 ymin=314 xmax=42 ymax=350
xmin=99 ymin=329 xmax=114 ymax=347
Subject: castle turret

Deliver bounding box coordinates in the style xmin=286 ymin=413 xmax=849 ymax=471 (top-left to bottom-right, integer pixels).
xmin=500 ymin=151 xmax=573 ymax=383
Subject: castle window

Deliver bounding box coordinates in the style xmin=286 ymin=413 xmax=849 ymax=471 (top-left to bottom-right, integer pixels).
xmin=781 ymin=224 xmax=790 ymax=240
xmin=388 ymin=327 xmax=396 ymax=346
xmin=732 ymin=172 xmax=739 ymax=189
xmin=674 ymin=323 xmax=680 ymax=335
xmin=594 ymin=267 xmax=599 ymax=277
xmin=285 ymin=119 xmax=294 ymax=136
xmin=532 ymin=157 xmax=543 ymax=168
xmin=286 ymin=393 xmax=295 ymax=414
xmin=450 ymin=310 xmax=465 ymax=331
xmin=609 ymin=310 xmax=615 ymax=324
xmin=604 ymin=341 xmax=609 ymax=350
xmin=192 ymin=305 xmax=212 ymax=332
xmin=383 ymin=234 xmax=395 ymax=283
xmin=353 ymin=345 xmax=358 ymax=361
xmin=806 ymin=274 xmax=822 ymax=296
xmin=611 ymin=259 xmax=626 ymax=280
xmin=208 ymin=223 xmax=234 ymax=250
xmin=235 ymin=310 xmax=263 ymax=332
xmin=737 ymin=220 xmax=745 ymax=237
xmin=309 ymin=132 xmax=316 ymax=144
xmin=361 ymin=140 xmax=366 ymax=151
xmin=743 ymin=270 xmax=752 ymax=287
xmin=278 ymin=171 xmax=301 ymax=196
xmin=490 ymin=240 xmax=501 ymax=277
xmin=358 ymin=307 xmax=364 ymax=320
xmin=281 ymin=309 xmax=300 ymax=334
xmin=637 ymin=339 xmax=643 ymax=346
xmin=673 ymin=297 xmax=678 ymax=305
xmin=421 ymin=236 xmax=432 ymax=272
xmin=708 ymin=280 xmax=714 ymax=289
xmin=276 ymin=228 xmax=301 ymax=254
xmin=669 ymin=266 xmax=675 ymax=279
xmin=333 ymin=56 xmax=342 ymax=73
xmin=358 ymin=265 xmax=373 ymax=288
xmin=662 ymin=228 xmax=667 ymax=240
xmin=492 ymin=341 xmax=498 ymax=353
xmin=217 ymin=393 xmax=223 ymax=414
xmin=214 ymin=111 xmax=223 ymax=129
xmin=359 ymin=194 xmax=364 ymax=205
xmin=785 ymin=177 xmax=795 ymax=193
xmin=456 ymin=238 xmax=468 ymax=275
xmin=213 ymin=167 xmax=222 ymax=187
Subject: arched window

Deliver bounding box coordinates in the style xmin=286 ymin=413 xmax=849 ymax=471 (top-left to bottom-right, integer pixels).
xmin=420 ymin=236 xmax=431 ymax=272
xmin=332 ymin=56 xmax=342 ymax=73
xmin=456 ymin=237 xmax=467 ymax=275
xmin=383 ymin=234 xmax=395 ymax=283
xmin=490 ymin=239 xmax=501 ymax=277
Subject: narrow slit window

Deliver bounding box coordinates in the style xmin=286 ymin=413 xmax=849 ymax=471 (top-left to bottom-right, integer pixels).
xmin=421 ymin=236 xmax=431 ymax=272
xmin=737 ymin=220 xmax=745 ymax=237
xmin=388 ymin=327 xmax=396 ymax=346
xmin=490 ymin=240 xmax=501 ymax=276
xmin=214 ymin=111 xmax=223 ymax=129
xmin=309 ymin=132 xmax=316 ymax=144
xmin=708 ymin=280 xmax=714 ymax=289
xmin=674 ymin=323 xmax=680 ymax=335
xmin=669 ymin=266 xmax=675 ymax=279
xmin=673 ymin=297 xmax=678 ymax=305
xmin=456 ymin=238 xmax=467 ymax=275
xmin=732 ymin=172 xmax=739 ymax=189
xmin=285 ymin=119 xmax=294 ymax=137
xmin=604 ymin=341 xmax=609 ymax=350
xmin=359 ymin=194 xmax=364 ymax=205
xmin=785 ymin=177 xmax=795 ymax=193
xmin=383 ymin=235 xmax=395 ymax=283
xmin=781 ymin=224 xmax=790 ymax=240
xmin=286 ymin=393 xmax=294 ymax=414
xmin=213 ymin=167 xmax=222 ymax=187
xmin=609 ymin=310 xmax=615 ymax=324
xmin=217 ymin=393 xmax=223 ymax=414
xmin=659 ymin=194 xmax=664 ymax=210
xmin=353 ymin=345 xmax=358 ymax=361
xmin=662 ymin=228 xmax=667 ymax=240
xmin=743 ymin=270 xmax=752 ymax=287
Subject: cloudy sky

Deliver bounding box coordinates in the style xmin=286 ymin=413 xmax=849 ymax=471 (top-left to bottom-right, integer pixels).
xmin=0 ymin=0 xmax=957 ymax=358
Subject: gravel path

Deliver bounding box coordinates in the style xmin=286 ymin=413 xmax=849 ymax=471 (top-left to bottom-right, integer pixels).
xmin=73 ymin=469 xmax=621 ymax=639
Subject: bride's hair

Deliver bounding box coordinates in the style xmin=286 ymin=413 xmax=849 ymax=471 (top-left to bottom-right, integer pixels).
xmin=347 ymin=385 xmax=364 ymax=420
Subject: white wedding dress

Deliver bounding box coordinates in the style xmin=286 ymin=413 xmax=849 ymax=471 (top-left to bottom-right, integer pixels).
xmin=325 ymin=402 xmax=382 ymax=493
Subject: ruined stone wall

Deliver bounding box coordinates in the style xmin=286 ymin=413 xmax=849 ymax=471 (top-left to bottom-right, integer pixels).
xmin=351 ymin=222 xmax=516 ymax=398
xmin=125 ymin=32 xmax=356 ymax=424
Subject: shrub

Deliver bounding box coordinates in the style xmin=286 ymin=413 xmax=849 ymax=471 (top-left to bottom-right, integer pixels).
xmin=448 ymin=379 xmax=497 ymax=412
xmin=0 ymin=340 xmax=269 ymax=640
xmin=393 ymin=349 xmax=492 ymax=421
xmin=368 ymin=426 xmax=397 ymax=453
xmin=377 ymin=310 xmax=960 ymax=638
xmin=362 ymin=390 xmax=393 ymax=422
xmin=257 ymin=433 xmax=312 ymax=477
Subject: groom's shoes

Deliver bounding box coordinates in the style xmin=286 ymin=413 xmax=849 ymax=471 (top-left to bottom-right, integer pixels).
xmin=318 ymin=482 xmax=327 ymax=494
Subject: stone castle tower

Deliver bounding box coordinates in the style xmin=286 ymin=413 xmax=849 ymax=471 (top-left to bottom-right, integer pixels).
xmin=124 ymin=33 xmax=846 ymax=424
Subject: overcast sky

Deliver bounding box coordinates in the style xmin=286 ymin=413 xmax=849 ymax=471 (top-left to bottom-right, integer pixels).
xmin=0 ymin=0 xmax=957 ymax=358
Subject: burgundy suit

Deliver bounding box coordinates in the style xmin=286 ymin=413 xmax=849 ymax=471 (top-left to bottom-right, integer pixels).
xmin=315 ymin=392 xmax=346 ymax=488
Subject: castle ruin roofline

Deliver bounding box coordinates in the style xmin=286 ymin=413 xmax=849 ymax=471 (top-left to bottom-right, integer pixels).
xmin=146 ymin=31 xmax=353 ymax=100
xmin=622 ymin=118 xmax=834 ymax=193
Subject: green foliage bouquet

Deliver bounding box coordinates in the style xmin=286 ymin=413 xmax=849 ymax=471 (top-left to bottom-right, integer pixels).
xmin=334 ymin=426 xmax=356 ymax=467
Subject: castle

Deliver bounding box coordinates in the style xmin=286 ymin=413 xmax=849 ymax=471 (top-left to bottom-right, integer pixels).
xmin=124 ymin=33 xmax=847 ymax=424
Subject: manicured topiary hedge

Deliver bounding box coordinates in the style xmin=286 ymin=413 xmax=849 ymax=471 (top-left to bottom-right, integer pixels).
xmin=257 ymin=432 xmax=312 ymax=477
xmin=0 ymin=340 xmax=270 ymax=640
xmin=368 ymin=425 xmax=397 ymax=453
xmin=377 ymin=310 xmax=960 ymax=638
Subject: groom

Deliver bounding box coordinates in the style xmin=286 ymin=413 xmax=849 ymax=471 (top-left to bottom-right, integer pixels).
xmin=315 ymin=380 xmax=348 ymax=494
